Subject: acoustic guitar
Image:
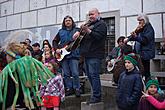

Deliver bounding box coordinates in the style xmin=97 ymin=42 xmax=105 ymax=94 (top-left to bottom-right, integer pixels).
xmin=70 ymin=20 xmax=92 ymax=50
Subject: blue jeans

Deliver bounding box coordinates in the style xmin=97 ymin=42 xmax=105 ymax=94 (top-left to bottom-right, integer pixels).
xmin=84 ymin=58 xmax=101 ymax=101
xmin=61 ymin=58 xmax=80 ymax=90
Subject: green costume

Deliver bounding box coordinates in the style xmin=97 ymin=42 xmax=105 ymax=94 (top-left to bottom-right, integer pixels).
xmin=0 ymin=56 xmax=54 ymax=110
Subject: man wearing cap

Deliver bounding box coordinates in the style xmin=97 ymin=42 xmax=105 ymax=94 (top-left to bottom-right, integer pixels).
xmin=32 ymin=42 xmax=43 ymax=61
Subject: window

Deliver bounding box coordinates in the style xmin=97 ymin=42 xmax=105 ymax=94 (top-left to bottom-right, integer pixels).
xmin=103 ymin=17 xmax=115 ymax=56
xmin=100 ymin=10 xmax=120 ymax=73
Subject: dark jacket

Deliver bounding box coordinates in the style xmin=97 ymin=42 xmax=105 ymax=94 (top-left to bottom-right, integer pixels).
xmin=32 ymin=49 xmax=43 ymax=61
xmin=80 ymin=19 xmax=107 ymax=59
xmin=0 ymin=50 xmax=7 ymax=71
xmin=116 ymin=69 xmax=143 ymax=110
xmin=52 ymin=27 xmax=80 ymax=58
xmin=106 ymin=46 xmax=121 ymax=61
xmin=129 ymin=23 xmax=155 ymax=60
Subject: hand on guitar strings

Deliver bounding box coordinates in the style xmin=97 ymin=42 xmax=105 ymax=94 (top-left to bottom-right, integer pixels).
xmin=56 ymin=48 xmax=61 ymax=54
xmin=72 ymin=31 xmax=80 ymax=40
xmin=72 ymin=24 xmax=91 ymax=40
xmin=80 ymin=24 xmax=91 ymax=34
xmin=107 ymin=61 xmax=113 ymax=67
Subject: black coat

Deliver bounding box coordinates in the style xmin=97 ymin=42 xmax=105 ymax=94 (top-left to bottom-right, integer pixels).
xmin=80 ymin=19 xmax=107 ymax=59
xmin=129 ymin=23 xmax=155 ymax=60
xmin=116 ymin=69 xmax=143 ymax=110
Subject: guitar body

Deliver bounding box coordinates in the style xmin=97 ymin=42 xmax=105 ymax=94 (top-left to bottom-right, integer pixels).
xmin=107 ymin=58 xmax=125 ymax=83
xmin=56 ymin=21 xmax=92 ymax=61
xmin=55 ymin=34 xmax=84 ymax=61
xmin=56 ymin=47 xmax=71 ymax=61
xmin=107 ymin=59 xmax=116 ymax=72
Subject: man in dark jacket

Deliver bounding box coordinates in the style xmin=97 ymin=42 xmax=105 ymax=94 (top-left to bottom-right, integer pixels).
xmin=73 ymin=8 xmax=107 ymax=104
xmin=124 ymin=13 xmax=155 ymax=81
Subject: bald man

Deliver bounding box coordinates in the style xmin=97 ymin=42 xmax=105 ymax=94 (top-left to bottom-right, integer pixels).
xmin=76 ymin=8 xmax=107 ymax=104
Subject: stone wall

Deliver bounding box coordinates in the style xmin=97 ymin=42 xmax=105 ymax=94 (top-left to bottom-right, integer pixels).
xmin=0 ymin=0 xmax=164 ymax=42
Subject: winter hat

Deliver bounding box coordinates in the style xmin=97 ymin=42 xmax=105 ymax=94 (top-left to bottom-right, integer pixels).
xmin=146 ymin=79 xmax=159 ymax=90
xmin=124 ymin=53 xmax=138 ymax=66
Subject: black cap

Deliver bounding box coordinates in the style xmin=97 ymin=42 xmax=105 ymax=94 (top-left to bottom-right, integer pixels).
xmin=20 ymin=41 xmax=28 ymax=45
xmin=32 ymin=43 xmax=40 ymax=47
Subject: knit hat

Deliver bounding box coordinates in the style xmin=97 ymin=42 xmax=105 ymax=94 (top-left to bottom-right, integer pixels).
xmin=146 ymin=79 xmax=159 ymax=90
xmin=124 ymin=53 xmax=138 ymax=66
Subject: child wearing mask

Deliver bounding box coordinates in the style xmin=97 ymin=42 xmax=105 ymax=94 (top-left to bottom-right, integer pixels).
xmin=116 ymin=53 xmax=143 ymax=110
xmin=40 ymin=61 xmax=65 ymax=110
xmin=138 ymin=79 xmax=165 ymax=110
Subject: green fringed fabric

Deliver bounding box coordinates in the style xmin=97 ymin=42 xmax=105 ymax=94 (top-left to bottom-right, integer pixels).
xmin=0 ymin=56 xmax=54 ymax=110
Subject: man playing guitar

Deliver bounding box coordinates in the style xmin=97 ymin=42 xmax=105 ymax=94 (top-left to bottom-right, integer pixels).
xmin=73 ymin=8 xmax=107 ymax=104
xmin=106 ymin=36 xmax=132 ymax=85
xmin=52 ymin=15 xmax=81 ymax=97
xmin=106 ymin=36 xmax=125 ymax=72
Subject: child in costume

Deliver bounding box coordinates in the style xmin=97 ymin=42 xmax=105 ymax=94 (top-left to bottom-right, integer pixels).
xmin=0 ymin=41 xmax=54 ymax=109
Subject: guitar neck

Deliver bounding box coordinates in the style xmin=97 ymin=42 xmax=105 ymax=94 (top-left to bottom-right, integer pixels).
xmin=65 ymin=44 xmax=72 ymax=51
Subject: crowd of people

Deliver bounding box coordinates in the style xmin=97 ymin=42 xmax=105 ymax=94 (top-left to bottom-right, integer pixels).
xmin=106 ymin=12 xmax=165 ymax=110
xmin=0 ymin=7 xmax=165 ymax=110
